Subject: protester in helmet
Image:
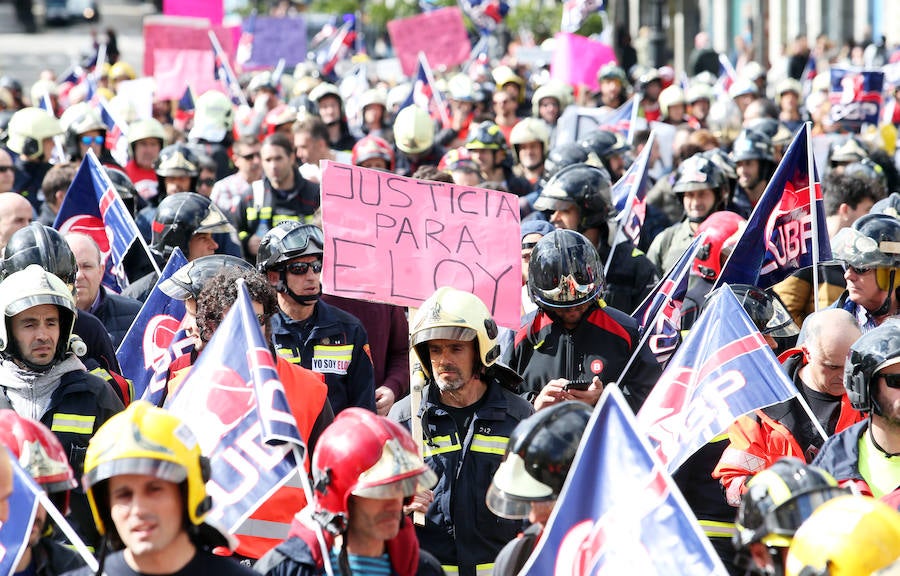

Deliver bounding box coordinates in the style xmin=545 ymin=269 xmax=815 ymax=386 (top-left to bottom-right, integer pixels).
xmin=785 ymin=495 xmax=900 ymax=576
xmin=353 ymin=87 xmax=391 ymax=141
xmin=2 ymin=222 xmax=126 ymax=388
xmin=730 ymin=458 xmax=847 ymax=576
xmin=830 ymin=213 xmax=900 ymax=331
xmin=436 ymin=73 xmax=478 ymax=149
xmin=533 ymin=163 xmax=659 ymax=312
xmin=503 ymin=229 xmax=662 ymax=412
xmin=812 ymin=320 xmax=900 ymax=497
xmin=256 ymin=408 xmax=442 ymax=576
xmin=351 ymin=134 xmax=394 ymax=172
xmin=659 ymin=85 xmax=690 ymax=125
xmin=828 ymin=136 xmax=869 ymax=175
xmin=6 ymin=107 xmax=63 ymax=211
xmin=437 ymin=147 xmax=482 ymax=187
xmin=123 ymin=118 xmax=166 ymax=202
xmin=579 ymin=129 xmax=631 ymax=182
xmin=647 ymin=154 xmax=726 ymax=275
xmin=388 ymin=286 xmax=533 ymax=576
xmin=714 ymin=308 xmax=863 ymax=510
xmin=679 ymin=210 xmax=747 ymax=330
xmin=235 ymin=132 xmax=320 ymax=258
xmin=634 ymin=67 xmax=664 ymax=122
xmin=188 ymin=90 xmax=236 ymax=179
xmin=258 ymin=222 xmax=375 ymax=415
xmin=392 ymin=105 xmax=444 ymax=177
xmin=489 ymin=401 xmax=592 ymax=576
xmin=509 ymin=117 xmax=549 ymax=193
xmin=0 ymin=264 xmax=123 ymax=548
xmin=59 ymin=102 xmax=118 ymax=166
xmin=124 ymin=193 xmax=236 ymax=302
xmin=596 ymin=64 xmax=630 ymax=110
xmin=539 ymin=141 xmax=590 ymax=188
xmin=687 ymin=83 xmax=714 ymax=128
xmin=464 ymin=121 xmax=530 ymax=201
xmin=73 ymin=402 xmax=254 ymax=576
xmin=309 ymin=82 xmax=356 ymax=152
xmin=0 ymin=411 xmax=88 ymax=575
xmin=531 ymin=81 xmax=569 ymax=138
xmin=730 ymin=128 xmax=777 ymax=217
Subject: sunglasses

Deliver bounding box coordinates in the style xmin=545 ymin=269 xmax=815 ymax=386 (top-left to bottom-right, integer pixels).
xmin=239 ymin=151 xmax=261 ymax=160
xmin=842 ymin=264 xmax=873 ymax=275
xmin=286 ymin=261 xmax=323 ymax=275
xmin=199 ymin=178 xmax=216 ymax=188
xmin=883 ymin=374 xmax=900 ymax=389
xmin=0 ymin=166 xmax=13 ymax=173
xmin=81 ymin=135 xmax=105 ymax=145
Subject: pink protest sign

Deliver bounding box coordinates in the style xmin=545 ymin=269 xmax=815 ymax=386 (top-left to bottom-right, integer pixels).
xmin=550 ymin=32 xmax=616 ymax=91
xmin=162 ymin=0 xmax=223 ymax=26
xmin=320 ymin=161 xmax=522 ymax=329
xmin=386 ymin=7 xmax=471 ymax=76
xmin=153 ymin=49 xmax=219 ymax=100
xmin=144 ymin=16 xmax=236 ymax=79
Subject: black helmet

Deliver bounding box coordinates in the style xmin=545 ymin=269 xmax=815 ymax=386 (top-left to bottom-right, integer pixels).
xmin=726 ymin=284 xmax=799 ymax=338
xmin=256 ymin=222 xmax=324 ymax=273
xmin=527 ymin=229 xmax=604 ymax=309
xmin=159 ymin=255 xmax=254 ymax=301
xmin=541 ymin=142 xmax=589 ymax=187
xmin=579 ymin=129 xmax=631 ymax=163
xmin=104 ymin=167 xmax=139 ymax=217
xmin=486 ymin=401 xmax=592 ymax=519
xmin=154 ymin=143 xmax=199 ymax=178
xmin=831 ymin=214 xmax=900 ymax=317
xmin=1 ymin=223 xmax=77 ymax=286
xmin=844 ymin=320 xmax=900 ymax=416
xmin=731 ymin=128 xmax=775 ymax=163
xmin=870 ymin=192 xmax=900 ymax=218
xmin=533 ymin=163 xmax=613 ymax=231
xmin=673 ymin=154 xmax=724 ymax=194
xmin=735 ymin=458 xmax=844 ymax=555
xmin=151 ymin=193 xmax=234 ymax=258
xmin=843 ymin=158 xmax=888 ymax=195
xmin=465 ymin=121 xmax=507 ymax=152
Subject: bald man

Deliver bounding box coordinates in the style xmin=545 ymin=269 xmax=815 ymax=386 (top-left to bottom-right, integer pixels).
xmin=714 ymin=308 xmax=865 ymax=505
xmin=0 ymin=448 xmax=11 ymax=523
xmin=0 ymin=149 xmax=16 ymax=193
xmin=0 ymin=192 xmax=34 ymax=252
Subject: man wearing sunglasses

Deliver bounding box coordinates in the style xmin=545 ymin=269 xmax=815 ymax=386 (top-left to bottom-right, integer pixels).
xmin=210 ymin=135 xmax=261 ymax=212
xmin=831 ymin=214 xmax=900 ymax=332
xmin=812 ymin=321 xmax=900 ymax=501
xmin=257 ymin=221 xmax=375 ymax=415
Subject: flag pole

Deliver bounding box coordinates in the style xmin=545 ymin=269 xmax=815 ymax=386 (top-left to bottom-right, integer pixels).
xmin=417 ymin=52 xmax=451 ymax=127
xmin=628 ymin=94 xmax=640 ymax=145
xmin=39 ymin=490 xmax=100 ymax=572
xmin=805 ymin=122 xmax=822 ymax=312
xmin=291 ymin=446 xmax=335 ymax=576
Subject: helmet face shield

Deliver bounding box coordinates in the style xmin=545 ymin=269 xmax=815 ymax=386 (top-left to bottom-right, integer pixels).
xmin=410 ymin=326 xmax=476 ymax=348
xmin=84 ymin=457 xmax=188 ymax=491
xmin=486 ymin=452 xmax=554 ymax=519
xmin=195 ymin=203 xmax=235 ymax=236
xmin=832 ymin=226 xmax=899 ymax=269
xmin=528 ymin=233 xmax=603 ymax=308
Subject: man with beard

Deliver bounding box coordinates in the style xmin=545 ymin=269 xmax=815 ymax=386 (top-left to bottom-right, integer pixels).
xmin=813 ymin=320 xmax=900 ymax=499
xmin=389 ymin=287 xmax=533 ymax=576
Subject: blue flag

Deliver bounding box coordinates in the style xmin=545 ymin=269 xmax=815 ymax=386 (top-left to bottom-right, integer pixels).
xmin=165 ymin=282 xmax=305 ymax=532
xmin=716 ymin=125 xmax=831 ymax=289
xmin=54 ymin=151 xmax=146 ymax=291
xmin=178 ymin=85 xmax=195 ymax=112
xmin=401 ymin=58 xmax=435 ymax=113
xmin=0 ymin=452 xmax=40 ymax=576
xmin=140 ymin=327 xmax=193 ymax=408
xmin=116 ymin=249 xmax=188 ymax=399
xmin=520 ymin=387 xmax=727 ymax=576
xmin=611 ymin=130 xmax=655 ymax=247
xmin=636 ymin=285 xmax=797 ymax=473
xmin=828 ymin=68 xmax=884 ymax=131
xmin=631 ymin=233 xmax=705 ymax=364
xmin=211 ymin=33 xmax=245 ymax=106
xmin=596 ymin=97 xmax=634 ymax=138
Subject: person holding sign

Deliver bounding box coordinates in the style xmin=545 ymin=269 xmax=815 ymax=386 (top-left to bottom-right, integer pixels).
xmin=504 ymin=229 xmax=661 ymax=412
xmin=389 ymin=287 xmax=533 ymax=576
xmin=257 ymin=222 xmax=375 ymax=415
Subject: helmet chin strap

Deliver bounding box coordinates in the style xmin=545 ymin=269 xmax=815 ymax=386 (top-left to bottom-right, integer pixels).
xmin=277 ymin=270 xmax=321 ymax=305
xmin=871 ymin=269 xmax=896 ymax=318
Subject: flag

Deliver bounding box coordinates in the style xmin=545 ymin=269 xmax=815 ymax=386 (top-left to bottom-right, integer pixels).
xmin=178 ymin=85 xmax=195 ymax=112
xmin=235 ymin=12 xmax=256 ymax=68
xmin=96 ymin=97 xmax=128 ymax=166
xmin=597 ymin=97 xmax=635 ymax=139
xmin=560 ymin=0 xmax=604 ymax=33
xmin=801 ymin=54 xmax=817 ymax=98
xmin=211 ymin=31 xmax=245 ymax=106
xmin=54 ymin=150 xmax=147 ymax=291
xmin=0 ymin=452 xmax=41 ymax=576
xmin=714 ymin=53 xmax=735 ymax=96
xmin=140 ymin=327 xmax=193 ymax=408
xmin=636 ymin=285 xmax=798 ymax=473
xmin=459 ymin=0 xmax=509 ymax=34
xmin=631 ymin=233 xmax=705 ymax=364
xmin=715 ymin=125 xmax=830 ymax=289
xmin=165 ymin=282 xmax=306 ymax=532
xmin=316 ymin=17 xmax=356 ymax=79
xmin=519 ymin=387 xmax=728 ymax=576
xmin=828 ymin=67 xmax=885 ymax=131
xmin=116 ymin=249 xmax=188 ymax=400
xmin=611 ymin=131 xmax=655 ymax=247
xmin=340 ymin=63 xmax=369 ymax=132
xmin=400 ymin=57 xmax=435 ymax=112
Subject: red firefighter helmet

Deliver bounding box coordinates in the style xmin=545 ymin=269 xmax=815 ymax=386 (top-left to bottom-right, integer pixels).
xmin=693 ymin=211 xmax=746 ymax=281
xmin=312 ymin=408 xmax=437 ymax=532
xmin=351 ymin=135 xmax=395 ymax=171
xmin=0 ymin=409 xmax=76 ymax=511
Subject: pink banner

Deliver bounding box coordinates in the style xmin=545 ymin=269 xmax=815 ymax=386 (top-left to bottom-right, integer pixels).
xmin=550 ymin=32 xmax=616 ymax=92
xmin=320 ymin=161 xmax=522 ymax=329
xmin=162 ymin=0 xmax=223 ymax=26
xmin=143 ymin=16 xmax=236 ymax=79
xmin=153 ymin=50 xmax=219 ymax=100
xmin=386 ymin=7 xmax=471 ymax=76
